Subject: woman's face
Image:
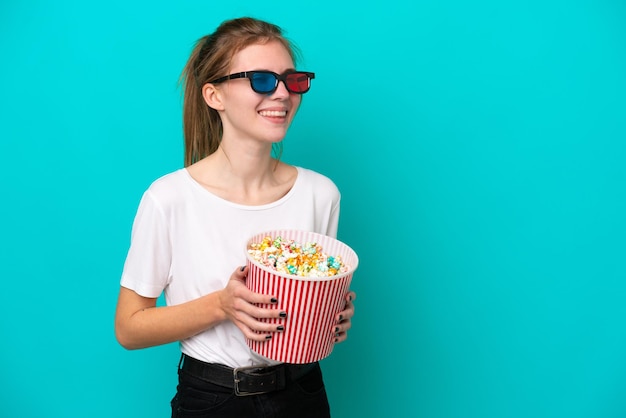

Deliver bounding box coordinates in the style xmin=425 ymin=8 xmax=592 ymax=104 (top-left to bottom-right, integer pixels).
xmin=214 ymin=40 xmax=302 ymax=145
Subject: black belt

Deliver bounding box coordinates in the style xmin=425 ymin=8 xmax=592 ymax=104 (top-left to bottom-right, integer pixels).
xmin=179 ymin=354 xmax=317 ymax=396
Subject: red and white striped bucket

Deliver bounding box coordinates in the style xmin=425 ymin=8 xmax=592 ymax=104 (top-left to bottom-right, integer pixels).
xmin=245 ymin=230 xmax=359 ymax=364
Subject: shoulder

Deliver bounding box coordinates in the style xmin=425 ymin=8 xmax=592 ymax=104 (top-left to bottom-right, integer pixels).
xmin=142 ymin=169 xmax=191 ymax=207
xmin=296 ymin=167 xmax=341 ymax=200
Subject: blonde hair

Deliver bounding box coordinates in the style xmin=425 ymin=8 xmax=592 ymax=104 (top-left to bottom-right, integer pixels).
xmin=179 ymin=17 xmax=299 ymax=167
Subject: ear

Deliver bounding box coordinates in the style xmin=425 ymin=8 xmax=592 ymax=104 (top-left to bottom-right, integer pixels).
xmin=202 ymin=83 xmax=225 ymax=111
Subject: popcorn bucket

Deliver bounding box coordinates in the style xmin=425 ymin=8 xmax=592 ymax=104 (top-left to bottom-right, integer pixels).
xmin=245 ymin=229 xmax=359 ymax=364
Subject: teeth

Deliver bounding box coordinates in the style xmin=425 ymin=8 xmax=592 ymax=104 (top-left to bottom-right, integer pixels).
xmin=259 ymin=110 xmax=287 ymax=117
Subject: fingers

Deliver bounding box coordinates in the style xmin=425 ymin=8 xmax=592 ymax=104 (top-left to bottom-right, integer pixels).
xmin=335 ymin=291 xmax=356 ymax=323
xmin=224 ymin=266 xmax=286 ymax=341
xmin=234 ymin=313 xmax=286 ymax=341
xmin=232 ymin=296 xmax=286 ymax=323
xmin=229 ymin=266 xmax=277 ymax=305
xmin=231 ymin=304 xmax=287 ymax=341
xmin=333 ymin=315 xmax=351 ymax=343
xmin=334 ymin=290 xmax=356 ymax=343
xmin=229 ymin=305 xmax=287 ymax=341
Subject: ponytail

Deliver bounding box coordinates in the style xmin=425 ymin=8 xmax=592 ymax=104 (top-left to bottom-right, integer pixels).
xmin=179 ymin=35 xmax=224 ymax=167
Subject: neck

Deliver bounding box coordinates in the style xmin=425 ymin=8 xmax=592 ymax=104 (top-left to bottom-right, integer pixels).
xmin=185 ymin=138 xmax=295 ymax=205
xmin=216 ymin=140 xmax=277 ymax=183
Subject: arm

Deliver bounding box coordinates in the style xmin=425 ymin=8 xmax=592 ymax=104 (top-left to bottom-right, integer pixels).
xmin=114 ymin=266 xmax=285 ymax=350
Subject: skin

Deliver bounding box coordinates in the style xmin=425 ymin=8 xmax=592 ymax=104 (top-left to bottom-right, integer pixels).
xmin=115 ymin=40 xmax=356 ymax=351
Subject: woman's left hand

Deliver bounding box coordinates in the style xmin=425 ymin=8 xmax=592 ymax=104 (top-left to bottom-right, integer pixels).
xmin=334 ymin=291 xmax=356 ymax=343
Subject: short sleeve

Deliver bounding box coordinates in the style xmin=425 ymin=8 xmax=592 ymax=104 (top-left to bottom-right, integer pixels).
xmin=120 ymin=190 xmax=172 ymax=298
xmin=325 ymin=199 xmax=340 ymax=238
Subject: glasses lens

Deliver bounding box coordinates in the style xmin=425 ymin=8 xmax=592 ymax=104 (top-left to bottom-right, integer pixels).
xmin=285 ymin=72 xmax=311 ymax=93
xmin=250 ymin=72 xmax=278 ymax=93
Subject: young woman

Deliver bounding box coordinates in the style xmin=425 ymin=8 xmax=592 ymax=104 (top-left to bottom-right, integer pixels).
xmin=115 ymin=17 xmax=356 ymax=417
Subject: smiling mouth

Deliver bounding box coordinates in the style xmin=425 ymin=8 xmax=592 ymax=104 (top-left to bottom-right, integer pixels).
xmin=259 ymin=110 xmax=287 ymax=117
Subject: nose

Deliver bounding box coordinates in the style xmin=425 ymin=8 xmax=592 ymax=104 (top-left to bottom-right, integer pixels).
xmin=269 ymin=79 xmax=290 ymax=98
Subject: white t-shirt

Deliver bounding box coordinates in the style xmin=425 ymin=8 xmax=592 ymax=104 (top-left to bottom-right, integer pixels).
xmin=120 ymin=166 xmax=340 ymax=367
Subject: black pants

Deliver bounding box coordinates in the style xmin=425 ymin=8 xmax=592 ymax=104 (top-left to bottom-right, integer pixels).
xmin=171 ymin=361 xmax=331 ymax=417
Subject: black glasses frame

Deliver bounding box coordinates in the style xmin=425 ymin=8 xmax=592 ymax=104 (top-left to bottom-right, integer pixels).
xmin=209 ymin=70 xmax=315 ymax=94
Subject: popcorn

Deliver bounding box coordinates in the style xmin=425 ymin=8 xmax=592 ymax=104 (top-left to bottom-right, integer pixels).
xmin=247 ymin=235 xmax=349 ymax=277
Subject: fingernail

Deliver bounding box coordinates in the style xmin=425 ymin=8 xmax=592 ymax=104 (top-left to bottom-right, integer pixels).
xmin=279 ymin=311 xmax=287 ymax=318
xmin=334 ymin=327 xmax=339 ymax=333
xmin=349 ymin=295 xmax=353 ymax=301
xmin=240 ymin=266 xmax=245 ymax=271
xmin=270 ymin=298 xmax=278 ymax=304
xmin=338 ymin=315 xmax=343 ymax=322
xmin=277 ymin=325 xmax=284 ymax=331
xmin=334 ymin=338 xmax=338 ymax=343
xmin=265 ymin=334 xmax=272 ymax=340
xmin=335 ymin=332 xmax=340 ymax=338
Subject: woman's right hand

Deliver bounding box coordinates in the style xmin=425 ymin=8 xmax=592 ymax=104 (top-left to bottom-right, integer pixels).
xmin=218 ymin=265 xmax=286 ymax=341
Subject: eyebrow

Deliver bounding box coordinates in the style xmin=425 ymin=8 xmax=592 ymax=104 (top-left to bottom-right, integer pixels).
xmin=248 ymin=68 xmax=297 ymax=73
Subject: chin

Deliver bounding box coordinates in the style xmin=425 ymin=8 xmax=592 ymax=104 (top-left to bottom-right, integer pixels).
xmin=264 ymin=131 xmax=289 ymax=143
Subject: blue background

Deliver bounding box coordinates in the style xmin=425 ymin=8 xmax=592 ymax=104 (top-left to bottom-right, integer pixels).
xmin=1 ymin=1 xmax=625 ymax=417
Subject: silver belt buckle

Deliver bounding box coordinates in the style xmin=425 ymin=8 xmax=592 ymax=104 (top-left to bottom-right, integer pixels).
xmin=233 ymin=364 xmax=270 ymax=396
